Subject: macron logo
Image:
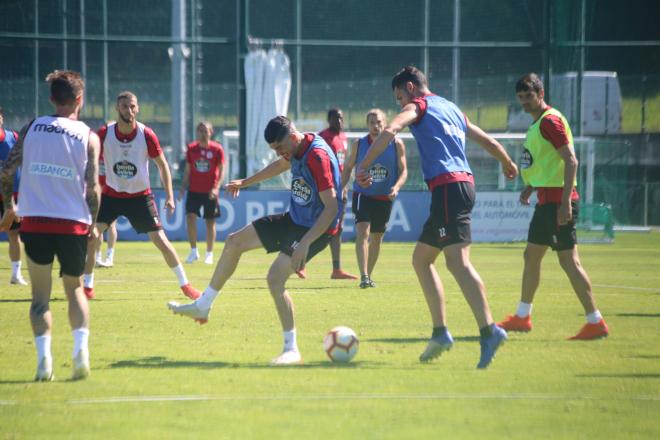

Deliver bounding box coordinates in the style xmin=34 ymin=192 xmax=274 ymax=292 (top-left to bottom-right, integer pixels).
xmin=29 ymin=162 xmax=75 ymax=180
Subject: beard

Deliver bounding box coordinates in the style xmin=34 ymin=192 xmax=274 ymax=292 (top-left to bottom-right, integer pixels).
xmin=119 ymin=113 xmax=133 ymax=124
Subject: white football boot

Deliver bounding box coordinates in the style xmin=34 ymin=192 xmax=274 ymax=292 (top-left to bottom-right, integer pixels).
xmin=167 ymin=301 xmax=210 ymax=324
xmin=35 ymin=356 xmax=54 ymax=382
xmin=270 ymin=349 xmax=302 ymax=366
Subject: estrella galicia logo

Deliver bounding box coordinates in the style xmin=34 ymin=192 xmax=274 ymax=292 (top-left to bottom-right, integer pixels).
xmin=113 ymin=161 xmax=138 ymax=179
xmin=291 ymin=178 xmax=312 ymax=205
xmin=369 ymin=163 xmax=389 ymax=183
xmin=520 ymin=147 xmax=533 ymax=169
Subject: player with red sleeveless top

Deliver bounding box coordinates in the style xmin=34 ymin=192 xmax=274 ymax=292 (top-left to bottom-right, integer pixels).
xmin=357 ymin=66 xmax=518 ymax=369
xmin=81 ymin=91 xmax=200 ymax=301
xmin=0 ymin=70 xmax=100 ymax=381
xmin=318 ymin=108 xmax=357 ymax=281
xmin=178 ymin=121 xmax=226 ymax=265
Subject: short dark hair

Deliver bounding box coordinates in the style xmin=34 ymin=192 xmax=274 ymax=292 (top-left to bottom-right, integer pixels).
xmin=264 ymin=115 xmax=294 ymax=143
xmin=327 ymin=108 xmax=342 ymax=121
xmin=391 ymin=66 xmax=428 ymax=90
xmin=46 ymin=70 xmax=85 ymax=105
xmin=515 ymin=73 xmax=544 ymax=94
xmin=117 ymin=91 xmax=137 ymax=103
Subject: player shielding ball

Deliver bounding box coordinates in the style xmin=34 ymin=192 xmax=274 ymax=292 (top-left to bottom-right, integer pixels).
xmin=357 ymin=66 xmax=518 ymax=368
xmin=0 ymin=70 xmax=100 ymax=381
xmin=168 ymin=116 xmax=343 ymax=365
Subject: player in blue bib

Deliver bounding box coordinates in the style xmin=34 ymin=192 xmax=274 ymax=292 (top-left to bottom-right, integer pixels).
xmin=357 ymin=66 xmax=518 ymax=369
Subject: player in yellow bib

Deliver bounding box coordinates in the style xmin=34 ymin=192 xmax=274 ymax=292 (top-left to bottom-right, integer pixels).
xmin=498 ymin=73 xmax=609 ymax=340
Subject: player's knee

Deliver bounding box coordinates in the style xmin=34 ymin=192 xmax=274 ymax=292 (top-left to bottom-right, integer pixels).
xmin=266 ymin=266 xmax=287 ymax=291
xmin=225 ymin=232 xmax=242 ymax=250
xmin=444 ymin=253 xmax=467 ymax=274
xmin=30 ymin=300 xmax=50 ymax=317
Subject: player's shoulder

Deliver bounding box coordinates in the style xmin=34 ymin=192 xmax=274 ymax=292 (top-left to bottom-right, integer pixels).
xmin=209 ymin=140 xmax=224 ymax=151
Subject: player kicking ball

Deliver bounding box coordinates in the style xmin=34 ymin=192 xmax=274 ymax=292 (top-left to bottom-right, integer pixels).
xmin=168 ymin=116 xmax=343 ymax=365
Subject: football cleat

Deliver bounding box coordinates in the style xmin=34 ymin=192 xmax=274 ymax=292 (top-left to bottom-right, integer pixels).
xmin=185 ymin=250 xmax=199 ymax=264
xmin=270 ymin=349 xmax=302 ymax=366
xmin=568 ymin=319 xmax=609 ymax=340
xmin=72 ymin=349 xmax=90 ymax=381
xmin=419 ymin=329 xmax=454 ymax=362
xmin=167 ymin=301 xmax=210 ymax=324
xmin=477 ymin=325 xmax=507 ymax=369
xmin=35 ymin=357 xmax=54 ymax=382
xmin=204 ymin=253 xmax=214 ymax=265
xmin=10 ymin=274 xmax=28 ymax=285
xmin=497 ymin=314 xmax=532 ymax=332
xmin=83 ymin=287 xmax=95 ymax=300
xmin=181 ymin=283 xmax=201 ymax=300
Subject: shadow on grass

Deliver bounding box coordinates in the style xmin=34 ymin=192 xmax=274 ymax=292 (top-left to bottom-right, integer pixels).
xmin=614 ymin=313 xmax=660 ymax=318
xmin=576 ymin=373 xmax=660 ymax=379
xmin=366 ymin=335 xmax=480 ymax=343
xmin=0 ymin=298 xmax=66 ymax=303
xmin=106 ymin=356 xmax=381 ymax=370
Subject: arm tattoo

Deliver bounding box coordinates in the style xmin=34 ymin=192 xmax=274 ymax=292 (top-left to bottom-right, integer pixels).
xmin=0 ymin=124 xmax=28 ymax=209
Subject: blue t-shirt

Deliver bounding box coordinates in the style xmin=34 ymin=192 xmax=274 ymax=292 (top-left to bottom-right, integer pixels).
xmin=0 ymin=128 xmax=21 ymax=192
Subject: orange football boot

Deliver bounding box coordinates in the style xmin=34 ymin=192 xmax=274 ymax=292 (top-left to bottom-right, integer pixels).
xmin=497 ymin=314 xmax=532 ymax=332
xmin=568 ymin=319 xmax=609 ymax=340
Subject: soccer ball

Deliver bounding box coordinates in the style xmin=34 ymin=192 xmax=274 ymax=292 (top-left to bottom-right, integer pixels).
xmin=323 ymin=326 xmax=359 ymax=363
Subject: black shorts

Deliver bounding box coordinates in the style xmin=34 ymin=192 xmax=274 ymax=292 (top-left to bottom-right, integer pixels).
xmin=528 ymin=201 xmax=579 ymax=251
xmin=185 ymin=191 xmax=220 ymax=219
xmin=418 ymin=181 xmax=475 ymax=250
xmin=97 ymin=193 xmax=162 ymax=234
xmin=0 ymin=202 xmax=21 ymax=230
xmin=20 ymin=232 xmax=87 ymax=277
xmin=253 ymin=212 xmax=333 ymax=262
xmin=352 ymin=192 xmax=393 ymax=234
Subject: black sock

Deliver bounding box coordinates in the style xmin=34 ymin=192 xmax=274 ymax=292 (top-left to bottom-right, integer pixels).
xmin=432 ymin=326 xmax=447 ymax=338
xmin=480 ymin=324 xmax=494 ymax=338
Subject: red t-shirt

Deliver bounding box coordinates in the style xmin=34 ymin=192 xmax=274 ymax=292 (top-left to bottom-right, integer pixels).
xmin=536 ymin=108 xmax=580 ymax=205
xmin=186 ymin=140 xmax=225 ymax=193
xmin=293 ymin=133 xmax=339 ymax=235
xmin=98 ymin=124 xmax=162 ymax=198
xmin=318 ymin=128 xmax=348 ymax=172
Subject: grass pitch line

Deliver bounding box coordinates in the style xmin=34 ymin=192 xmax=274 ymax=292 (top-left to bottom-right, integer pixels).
xmin=593 ymin=283 xmax=659 ymax=292
xmin=67 ymin=393 xmax=660 ymax=405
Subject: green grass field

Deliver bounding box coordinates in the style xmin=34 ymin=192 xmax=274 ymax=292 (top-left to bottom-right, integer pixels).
xmin=1 ymin=233 xmax=659 ymax=439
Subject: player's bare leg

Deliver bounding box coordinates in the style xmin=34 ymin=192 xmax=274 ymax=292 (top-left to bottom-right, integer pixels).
xmin=355 ymin=222 xmax=370 ymax=287
xmin=168 ymin=223 xmax=262 ymax=322
xmin=185 ymin=213 xmax=199 ymax=263
xmin=83 ymin=222 xmax=108 ymax=299
xmin=8 ymin=229 xmax=27 ymax=285
xmin=62 ymin=274 xmax=90 ymax=380
xmin=27 ymin=256 xmax=54 ymax=381
xmin=367 ymin=232 xmax=384 ymax=283
xmin=149 ymin=229 xmax=200 ymax=299
xmin=330 ymin=232 xmax=357 ymax=280
xmin=204 ymin=218 xmax=216 ymax=264
xmin=267 ymin=252 xmax=301 ymax=365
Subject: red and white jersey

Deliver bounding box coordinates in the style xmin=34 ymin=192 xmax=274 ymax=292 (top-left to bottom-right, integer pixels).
xmin=17 ymin=115 xmax=91 ymax=224
xmin=101 ymin=121 xmax=158 ymax=195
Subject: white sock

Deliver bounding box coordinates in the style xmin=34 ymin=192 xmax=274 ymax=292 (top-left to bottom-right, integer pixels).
xmin=35 ymin=334 xmax=52 ymax=361
xmin=586 ymin=310 xmax=603 ymax=324
xmin=95 ymin=250 xmax=102 ymax=260
xmin=83 ymin=273 xmax=94 ymax=289
xmin=283 ymin=329 xmax=298 ymax=352
xmin=106 ymin=248 xmax=115 ymax=260
xmin=11 ymin=260 xmax=21 ymax=276
xmin=205 ymin=251 xmax=213 ymax=259
xmin=72 ymin=327 xmax=90 ymax=357
xmin=196 ymin=286 xmax=220 ymax=310
xmin=516 ymin=302 xmax=532 ymax=318
xmin=172 ymin=264 xmax=189 ymax=287
xmin=190 ymin=247 xmax=198 ymax=255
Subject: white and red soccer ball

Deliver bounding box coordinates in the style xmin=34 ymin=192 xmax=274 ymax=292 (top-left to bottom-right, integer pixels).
xmin=323 ymin=326 xmax=359 ymax=363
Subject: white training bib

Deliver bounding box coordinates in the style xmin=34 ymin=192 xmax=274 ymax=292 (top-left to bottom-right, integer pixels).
xmin=102 ymin=122 xmax=151 ymax=194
